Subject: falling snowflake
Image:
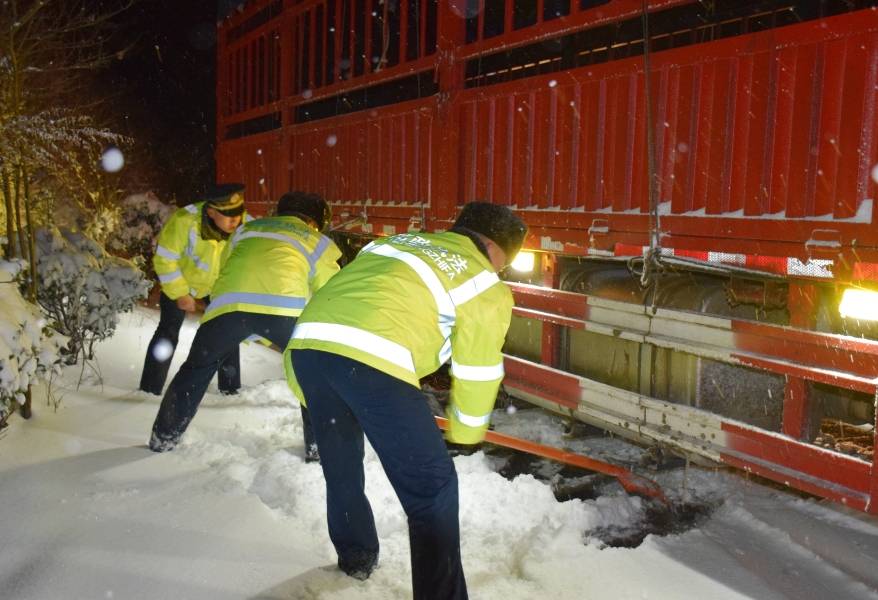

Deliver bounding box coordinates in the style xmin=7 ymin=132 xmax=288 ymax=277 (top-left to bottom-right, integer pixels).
xmin=152 ymin=338 xmax=174 ymax=362
xmin=101 ymin=147 xmax=124 ymax=173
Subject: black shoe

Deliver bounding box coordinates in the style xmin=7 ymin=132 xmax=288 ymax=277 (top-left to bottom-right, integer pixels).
xmin=149 ymin=432 xmax=178 ymax=452
xmin=219 ymin=388 xmax=239 ymax=396
xmin=338 ymin=554 xmax=378 ymax=581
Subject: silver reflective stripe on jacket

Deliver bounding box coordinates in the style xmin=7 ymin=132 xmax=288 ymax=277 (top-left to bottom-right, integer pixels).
xmin=158 ymin=270 xmax=183 ymax=283
xmin=451 ymin=405 xmax=491 ymax=427
xmin=362 ymin=243 xmax=456 ymax=346
xmin=231 ymin=229 xmax=328 ymax=278
xmin=449 ymin=270 xmax=500 ymax=305
xmin=362 ymin=242 xmax=502 ymax=366
xmin=186 ymin=228 xmax=211 ymax=271
xmin=206 ymin=292 xmax=307 ymax=313
xmin=292 ymin=322 xmax=416 ymax=373
xmin=155 ymin=245 xmax=181 ymax=261
xmin=450 ymin=358 xmax=504 ymax=381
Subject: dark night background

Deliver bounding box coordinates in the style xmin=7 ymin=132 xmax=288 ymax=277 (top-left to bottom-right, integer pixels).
xmin=101 ymin=0 xmax=242 ymax=205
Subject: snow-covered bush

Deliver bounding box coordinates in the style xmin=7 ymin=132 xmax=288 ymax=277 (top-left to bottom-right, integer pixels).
xmin=31 ymin=227 xmax=150 ymax=364
xmin=0 ymin=259 xmax=65 ymax=424
xmin=106 ymin=192 xmax=172 ymax=277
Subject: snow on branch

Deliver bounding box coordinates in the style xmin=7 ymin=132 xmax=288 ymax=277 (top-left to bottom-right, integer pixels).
xmin=0 ymin=258 xmax=65 ymax=424
xmin=30 ymin=226 xmax=149 ymax=365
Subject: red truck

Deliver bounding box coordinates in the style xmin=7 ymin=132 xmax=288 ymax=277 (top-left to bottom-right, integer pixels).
xmin=217 ymin=0 xmax=878 ymax=512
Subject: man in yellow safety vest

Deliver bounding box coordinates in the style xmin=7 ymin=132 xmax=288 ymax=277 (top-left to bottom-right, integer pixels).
xmin=139 ymin=183 xmax=247 ymax=396
xmin=285 ymin=202 xmax=527 ymax=599
xmin=149 ymin=192 xmax=340 ymax=453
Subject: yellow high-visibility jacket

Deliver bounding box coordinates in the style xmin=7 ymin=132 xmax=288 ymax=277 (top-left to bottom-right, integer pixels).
xmin=286 ymin=231 xmax=513 ymax=445
xmin=153 ymin=202 xmax=245 ymax=300
xmin=202 ymin=215 xmax=341 ymax=323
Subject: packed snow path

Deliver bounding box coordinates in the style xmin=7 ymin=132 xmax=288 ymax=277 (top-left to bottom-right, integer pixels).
xmin=1 ymin=308 xmax=877 ymax=599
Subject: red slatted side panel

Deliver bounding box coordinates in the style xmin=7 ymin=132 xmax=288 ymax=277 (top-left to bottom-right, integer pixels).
xmin=533 ymin=89 xmax=553 ymax=209
xmin=814 ymin=39 xmax=846 ymax=218
xmin=670 ymin=64 xmax=696 ymax=214
xmin=560 ymin=86 xmax=580 ymax=211
xmin=630 ymin=74 xmax=648 ymax=214
xmin=286 ymin=103 xmax=434 ymax=205
xmin=455 ymin=11 xmax=878 ymax=250
xmin=580 ymin=80 xmax=600 ymax=212
xmin=689 ymin=62 xmax=712 ymax=214
xmin=835 ymin=33 xmax=871 ymax=219
xmin=603 ymin=76 xmax=624 ymax=211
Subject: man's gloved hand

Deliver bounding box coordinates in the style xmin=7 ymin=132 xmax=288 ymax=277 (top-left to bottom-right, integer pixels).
xmin=175 ymin=294 xmax=197 ymax=312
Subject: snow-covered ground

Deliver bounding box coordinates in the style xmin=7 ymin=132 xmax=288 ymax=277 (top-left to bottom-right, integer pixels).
xmin=2 ymin=307 xmax=878 ymax=600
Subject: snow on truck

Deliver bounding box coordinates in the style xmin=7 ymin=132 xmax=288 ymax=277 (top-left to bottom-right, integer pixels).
xmin=215 ymin=0 xmax=878 ymax=512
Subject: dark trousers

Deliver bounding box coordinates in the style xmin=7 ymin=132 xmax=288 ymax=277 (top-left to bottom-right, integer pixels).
xmin=150 ymin=312 xmax=310 ymax=449
xmin=139 ymin=292 xmax=240 ymax=395
xmin=291 ymin=349 xmax=467 ymax=600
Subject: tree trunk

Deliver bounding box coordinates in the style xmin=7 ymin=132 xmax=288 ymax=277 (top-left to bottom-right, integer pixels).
xmin=23 ymin=166 xmax=37 ymax=421
xmin=1 ymin=167 xmax=15 ymax=259
xmin=20 ymin=386 xmax=32 ymax=420
xmin=22 ymin=165 xmax=37 ymax=302
xmin=15 ymin=165 xmax=35 ymax=420
xmin=12 ymin=165 xmax=27 ymax=264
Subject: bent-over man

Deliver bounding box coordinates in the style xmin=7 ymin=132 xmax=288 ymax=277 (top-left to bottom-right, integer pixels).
xmin=285 ymin=202 xmax=527 ymax=600
xmin=150 ymin=192 xmax=340 ymax=452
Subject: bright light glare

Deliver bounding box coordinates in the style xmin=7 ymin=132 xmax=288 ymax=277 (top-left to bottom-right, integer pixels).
xmin=509 ymin=251 xmax=536 ymax=273
xmin=839 ymin=288 xmax=878 ymax=321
